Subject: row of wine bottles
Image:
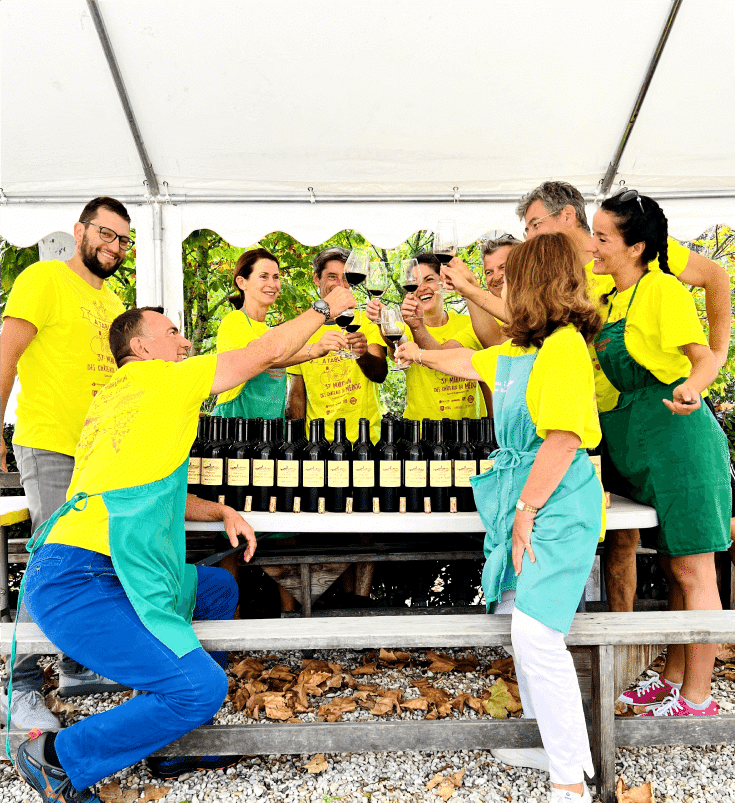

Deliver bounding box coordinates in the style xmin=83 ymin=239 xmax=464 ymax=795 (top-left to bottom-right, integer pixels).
xmin=187 ymin=414 xmax=500 ymax=513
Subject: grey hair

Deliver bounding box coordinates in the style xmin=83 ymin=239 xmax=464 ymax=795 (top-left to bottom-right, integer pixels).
xmin=515 ymin=181 xmax=590 ymax=234
xmin=480 ymin=235 xmax=520 ymax=257
xmin=313 ymin=246 xmax=349 ymax=278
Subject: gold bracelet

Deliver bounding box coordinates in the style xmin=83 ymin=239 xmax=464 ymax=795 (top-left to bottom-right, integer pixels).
xmin=417 ymin=349 xmax=424 ymax=366
xmin=306 ymin=343 xmax=313 ymax=360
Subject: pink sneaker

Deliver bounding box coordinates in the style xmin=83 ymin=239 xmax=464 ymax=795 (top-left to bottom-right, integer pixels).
xmin=640 ymin=689 xmax=720 ymax=717
xmin=618 ymin=672 xmax=673 ymax=706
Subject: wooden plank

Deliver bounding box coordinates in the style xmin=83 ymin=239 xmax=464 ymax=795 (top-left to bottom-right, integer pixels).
xmin=591 ymin=645 xmax=616 ymax=803
xmin=4 ymin=719 xmax=548 ymax=758
xmin=615 ymin=714 xmax=735 ymax=746
xmin=614 ymin=643 xmax=664 ymax=700
xmin=260 ymin=563 xmax=348 ymax=605
xmin=252 ymin=549 xmax=481 ymax=566
xmin=5 ymin=611 xmax=734 ymax=654
xmin=0 ymin=473 xmax=22 ymax=489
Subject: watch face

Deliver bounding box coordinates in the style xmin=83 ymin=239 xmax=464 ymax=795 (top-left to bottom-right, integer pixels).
xmin=313 ymin=300 xmax=330 ymax=316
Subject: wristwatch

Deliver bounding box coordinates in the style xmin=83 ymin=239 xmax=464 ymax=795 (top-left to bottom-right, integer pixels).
xmin=516 ymin=499 xmax=540 ymax=514
xmin=312 ymin=299 xmax=331 ymax=319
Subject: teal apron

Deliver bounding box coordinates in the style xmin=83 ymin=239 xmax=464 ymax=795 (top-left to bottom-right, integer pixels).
xmin=594 ymin=273 xmax=731 ymax=556
xmin=470 ymin=350 xmax=602 ymax=634
xmin=213 ymin=311 xmax=287 ymax=420
xmin=21 ymin=460 xmax=202 ymax=658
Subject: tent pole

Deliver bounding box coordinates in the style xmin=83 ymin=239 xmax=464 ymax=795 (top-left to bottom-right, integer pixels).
xmin=599 ymin=0 xmax=684 ymax=197
xmin=86 ymin=0 xmax=159 ymax=197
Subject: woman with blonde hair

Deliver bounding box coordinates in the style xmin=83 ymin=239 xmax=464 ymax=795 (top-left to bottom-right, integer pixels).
xmin=397 ymin=232 xmax=604 ymax=803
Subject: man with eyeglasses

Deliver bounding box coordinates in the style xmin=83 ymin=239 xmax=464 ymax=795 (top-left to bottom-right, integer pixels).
xmin=0 ymin=196 xmax=131 ymax=731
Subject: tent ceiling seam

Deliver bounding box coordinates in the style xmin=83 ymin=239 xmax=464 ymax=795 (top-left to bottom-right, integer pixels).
xmin=86 ymin=0 xmax=160 ymax=196
xmin=598 ymin=0 xmax=684 ymax=197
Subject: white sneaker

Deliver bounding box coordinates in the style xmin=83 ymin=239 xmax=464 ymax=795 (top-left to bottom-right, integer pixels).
xmin=549 ymin=785 xmax=592 ymax=802
xmin=57 ymin=668 xmax=128 ymax=697
xmin=491 ymin=746 xmax=550 ymax=772
xmin=0 ymin=688 xmax=61 ymax=730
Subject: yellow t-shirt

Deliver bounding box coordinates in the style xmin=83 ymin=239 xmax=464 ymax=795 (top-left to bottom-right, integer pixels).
xmin=287 ymin=313 xmax=385 ymax=442
xmin=585 ymin=236 xmax=690 ymax=301
xmin=46 ymin=356 xmax=217 ymax=554
xmin=215 ymin=309 xmax=273 ymax=405
xmin=404 ymin=311 xmax=487 ymax=421
xmin=4 ymin=260 xmax=125 ymax=456
xmin=471 ymin=324 xmax=601 ymax=449
xmin=592 ymin=271 xmax=707 ymax=413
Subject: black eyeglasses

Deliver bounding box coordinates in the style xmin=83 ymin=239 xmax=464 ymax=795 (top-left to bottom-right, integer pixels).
xmin=81 ymin=220 xmax=134 ymax=251
xmin=480 ymin=231 xmax=520 ymax=246
xmin=615 ymin=188 xmax=645 ymax=214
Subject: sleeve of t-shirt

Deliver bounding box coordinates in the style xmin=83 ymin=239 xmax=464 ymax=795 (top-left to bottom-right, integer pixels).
xmin=452 ymin=321 xmax=483 ymax=350
xmin=163 ymin=355 xmax=218 ymax=409
xmin=471 ymin=345 xmax=502 ymax=390
xmin=3 ymin=261 xmax=58 ymax=331
xmin=532 ymin=328 xmax=593 ymax=442
xmin=365 ymin=322 xmax=387 ymax=348
xmin=653 ymin=276 xmax=708 ymax=352
xmin=216 ymin=311 xmax=259 ymax=354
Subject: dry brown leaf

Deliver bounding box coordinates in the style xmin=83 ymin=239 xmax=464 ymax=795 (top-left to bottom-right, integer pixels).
xmin=427 ymin=769 xmax=465 ymax=800
xmin=426 ymin=651 xmax=458 ymax=673
xmin=452 ymin=693 xmax=483 ymax=714
xmin=716 ymin=643 xmax=735 ymax=662
xmin=426 ymin=773 xmax=444 ymax=790
xmin=351 ymin=662 xmax=378 ymax=675
xmin=436 ymin=702 xmax=453 ymax=718
xmin=142 ymin=784 xmax=171 ymax=802
xmin=403 ymin=697 xmax=429 ymax=711
xmin=487 ymin=656 xmax=515 ymax=677
xmin=305 ymin=753 xmax=328 ymax=774
xmin=720 ymin=671 xmax=735 ymax=681
xmin=99 ymin=781 xmax=139 ymax=803
xmin=298 ymin=670 xmax=332 ymax=687
xmin=302 ymin=658 xmax=332 ymax=672
xmin=357 ymin=683 xmax=379 ymax=693
xmin=325 ymin=673 xmax=345 ymax=689
xmin=371 ymin=697 xmax=397 ymax=716
xmin=424 ymin=709 xmax=438 ymax=720
xmin=264 ymin=694 xmax=293 ymax=721
xmin=232 ymin=687 xmax=250 ymax=711
xmin=616 ymin=777 xmax=655 ymax=803
xmin=46 ymin=691 xmax=75 ymax=718
xmin=318 ymin=697 xmax=357 ymax=722
xmin=614 ymin=701 xmax=630 ymax=716
xmin=231 ymin=657 xmax=266 ymax=679
xmin=244 ymin=680 xmax=268 ymax=695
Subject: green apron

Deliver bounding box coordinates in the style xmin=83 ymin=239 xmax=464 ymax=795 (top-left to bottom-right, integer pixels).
xmin=594 ymin=273 xmax=731 ymax=556
xmin=470 ymin=350 xmax=602 ymax=634
xmin=24 ymin=460 xmax=204 ymax=658
xmin=213 ymin=311 xmax=286 ymax=420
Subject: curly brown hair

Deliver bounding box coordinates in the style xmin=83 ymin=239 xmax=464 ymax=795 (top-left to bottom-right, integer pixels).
xmin=502 ymin=233 xmax=602 ymax=348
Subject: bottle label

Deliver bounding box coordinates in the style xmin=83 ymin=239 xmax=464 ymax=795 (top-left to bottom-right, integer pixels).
xmin=379 ymin=460 xmax=401 ymax=487
xmin=480 ymin=459 xmax=495 ymax=474
xmin=429 ymin=460 xmax=452 ymax=487
xmin=227 ymin=458 xmax=250 ymax=486
xmin=201 ymin=458 xmax=223 ymax=486
xmin=352 ymin=460 xmax=375 ymax=487
xmin=454 ymin=460 xmax=477 ymax=488
xmin=252 ymin=459 xmax=274 ymax=486
xmin=404 ymin=460 xmax=427 ymax=488
xmin=328 ymin=461 xmax=349 ymax=488
xmin=187 ymin=457 xmax=201 ymax=484
xmin=277 ymin=460 xmax=299 ymax=488
xmin=302 ymin=461 xmax=325 ymax=488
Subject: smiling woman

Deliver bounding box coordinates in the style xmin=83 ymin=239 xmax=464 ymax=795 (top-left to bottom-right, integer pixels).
xmin=212 ymin=248 xmax=289 ymax=421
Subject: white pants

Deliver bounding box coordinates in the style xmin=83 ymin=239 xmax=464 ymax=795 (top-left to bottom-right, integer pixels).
xmin=494 ymin=590 xmax=594 ymax=785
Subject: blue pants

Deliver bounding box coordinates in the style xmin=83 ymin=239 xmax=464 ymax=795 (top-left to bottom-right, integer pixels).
xmin=23 ymin=543 xmax=237 ymax=790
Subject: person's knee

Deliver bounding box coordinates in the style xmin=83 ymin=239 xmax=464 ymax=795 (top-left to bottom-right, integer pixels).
xmin=219 ymin=571 xmax=239 ymax=619
xmin=170 ymin=655 xmax=229 ymax=727
xmin=606 ymin=529 xmax=639 ymax=558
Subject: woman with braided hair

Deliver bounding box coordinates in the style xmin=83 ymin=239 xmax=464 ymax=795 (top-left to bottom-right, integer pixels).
xmin=588 ymin=189 xmax=731 ymax=718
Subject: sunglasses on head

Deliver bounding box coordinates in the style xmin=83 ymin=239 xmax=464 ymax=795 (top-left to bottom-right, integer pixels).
xmin=615 ymin=188 xmax=645 ymax=214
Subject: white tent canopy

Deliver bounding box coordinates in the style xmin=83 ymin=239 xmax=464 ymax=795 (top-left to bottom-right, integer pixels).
xmin=1 ymin=0 xmax=734 ymax=320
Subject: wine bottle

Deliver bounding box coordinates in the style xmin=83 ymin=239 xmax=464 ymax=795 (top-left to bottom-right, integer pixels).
xmin=301 ymin=419 xmax=327 ymax=512
xmin=187 ymin=417 xmax=206 ymax=496
xmin=452 ymin=418 xmax=478 ymax=512
xmin=316 ymin=417 xmax=329 ymax=449
xmin=476 ymin=417 xmax=496 ymax=475
xmin=377 ymin=417 xmax=402 ymax=513
xmin=276 ymin=419 xmax=301 ymax=513
xmin=251 ymin=418 xmax=277 ymax=512
xmin=586 ymin=443 xmax=610 ymax=507
xmin=428 ymin=420 xmax=451 ymax=513
xmin=226 ymin=418 xmax=250 ymax=511
xmin=327 ymin=417 xmax=352 ymax=513
xmin=404 ymin=419 xmax=428 ymax=513
xmin=201 ymin=417 xmax=227 ymax=503
xmin=351 ymin=417 xmax=375 ymax=513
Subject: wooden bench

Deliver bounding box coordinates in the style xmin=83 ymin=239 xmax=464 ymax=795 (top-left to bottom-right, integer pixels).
xmin=3 ymin=610 xmax=733 ymax=803
xmin=0 ymin=471 xmax=29 ymax=623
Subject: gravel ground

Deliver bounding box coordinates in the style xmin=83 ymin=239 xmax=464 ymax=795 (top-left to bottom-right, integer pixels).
xmin=2 ymin=646 xmax=734 ymax=803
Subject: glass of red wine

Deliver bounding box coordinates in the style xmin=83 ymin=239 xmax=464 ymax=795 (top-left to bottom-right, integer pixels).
xmin=433 ymin=219 xmax=458 ymax=264
xmin=334 ymin=308 xmax=359 ymax=359
xmin=366 ymin=261 xmax=389 ymax=300
xmin=401 ymin=258 xmax=420 ymax=318
xmin=380 ymin=307 xmax=409 ymax=372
